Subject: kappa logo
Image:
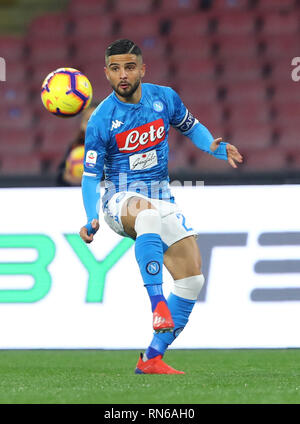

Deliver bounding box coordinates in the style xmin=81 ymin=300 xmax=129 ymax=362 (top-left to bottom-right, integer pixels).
xmin=110 ymin=120 xmax=124 ymax=131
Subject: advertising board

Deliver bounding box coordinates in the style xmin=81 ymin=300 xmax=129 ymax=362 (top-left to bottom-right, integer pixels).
xmin=0 ymin=185 xmax=298 ymax=348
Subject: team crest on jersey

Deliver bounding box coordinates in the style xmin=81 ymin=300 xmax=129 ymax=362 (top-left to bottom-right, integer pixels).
xmin=153 ymin=100 xmax=164 ymax=112
xmin=115 ymin=119 xmax=165 ymax=153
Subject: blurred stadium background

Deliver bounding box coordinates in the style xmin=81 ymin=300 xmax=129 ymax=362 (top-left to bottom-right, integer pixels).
xmin=1 ymin=1 xmax=300 ymax=404
xmin=0 ymin=0 xmax=299 ymax=186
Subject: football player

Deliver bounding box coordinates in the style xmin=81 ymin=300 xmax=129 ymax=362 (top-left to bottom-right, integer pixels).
xmin=79 ymin=39 xmax=243 ymax=374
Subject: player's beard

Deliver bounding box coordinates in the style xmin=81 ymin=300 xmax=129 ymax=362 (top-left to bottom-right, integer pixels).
xmin=113 ymin=78 xmax=141 ymax=99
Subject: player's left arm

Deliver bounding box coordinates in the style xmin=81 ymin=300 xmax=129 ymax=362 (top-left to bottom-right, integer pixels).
xmin=184 ymin=121 xmax=243 ymax=168
xmin=166 ymin=87 xmax=243 ymax=168
xmin=80 ymin=121 xmax=105 ymax=243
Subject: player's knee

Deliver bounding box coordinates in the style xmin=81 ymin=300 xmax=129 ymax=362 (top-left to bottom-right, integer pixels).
xmin=122 ymin=197 xmax=157 ymax=238
xmin=172 ymin=274 xmax=205 ymax=301
xmin=134 ymin=208 xmax=161 ymax=237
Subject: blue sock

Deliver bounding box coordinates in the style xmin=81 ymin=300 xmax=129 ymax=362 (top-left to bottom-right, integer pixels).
xmin=145 ymin=285 xmax=166 ymax=311
xmin=145 ymin=292 xmax=196 ymax=359
xmin=135 ymin=233 xmax=167 ymax=311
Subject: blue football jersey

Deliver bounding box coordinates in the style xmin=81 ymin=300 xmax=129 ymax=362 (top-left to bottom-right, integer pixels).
xmin=83 ymin=83 xmax=198 ymax=206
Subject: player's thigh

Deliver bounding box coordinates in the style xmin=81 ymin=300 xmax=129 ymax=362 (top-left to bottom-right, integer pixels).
xmin=164 ymin=235 xmax=202 ymax=281
xmin=121 ymin=196 xmax=156 ymax=239
xmin=103 ymin=192 xmax=156 ymax=238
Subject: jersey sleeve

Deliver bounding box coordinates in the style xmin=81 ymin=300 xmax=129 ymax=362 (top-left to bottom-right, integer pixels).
xmin=83 ymin=121 xmax=105 ymax=177
xmin=165 ymin=87 xmax=196 ymax=133
xmin=82 ymin=120 xmax=106 ymax=233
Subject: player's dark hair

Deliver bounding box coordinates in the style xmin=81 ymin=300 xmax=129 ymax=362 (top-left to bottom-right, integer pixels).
xmin=105 ymin=39 xmax=142 ymax=62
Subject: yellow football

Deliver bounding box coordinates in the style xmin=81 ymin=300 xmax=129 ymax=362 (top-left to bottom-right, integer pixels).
xmin=41 ymin=67 xmax=93 ymax=117
xmin=65 ymin=145 xmax=85 ymax=178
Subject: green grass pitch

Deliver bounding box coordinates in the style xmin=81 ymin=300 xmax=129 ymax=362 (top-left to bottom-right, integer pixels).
xmin=0 ymin=349 xmax=300 ymax=404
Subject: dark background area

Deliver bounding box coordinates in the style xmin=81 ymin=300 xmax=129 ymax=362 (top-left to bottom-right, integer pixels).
xmin=0 ymin=0 xmax=299 ymax=187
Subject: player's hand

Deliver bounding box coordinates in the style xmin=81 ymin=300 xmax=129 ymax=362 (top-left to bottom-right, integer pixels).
xmin=210 ymin=137 xmax=243 ymax=169
xmin=79 ymin=219 xmax=99 ymax=244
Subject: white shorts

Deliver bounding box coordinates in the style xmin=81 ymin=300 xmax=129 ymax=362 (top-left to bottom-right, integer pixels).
xmin=103 ymin=191 xmax=197 ymax=249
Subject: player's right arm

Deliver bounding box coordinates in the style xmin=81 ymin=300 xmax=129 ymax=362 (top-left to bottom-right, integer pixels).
xmin=80 ymin=120 xmax=105 ymax=243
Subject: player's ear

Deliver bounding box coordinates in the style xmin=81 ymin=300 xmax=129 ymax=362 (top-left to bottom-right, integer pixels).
xmin=104 ymin=66 xmax=109 ymax=81
xmin=141 ymin=63 xmax=146 ymax=78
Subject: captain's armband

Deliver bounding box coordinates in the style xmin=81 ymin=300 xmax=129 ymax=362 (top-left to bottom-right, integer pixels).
xmin=174 ymin=110 xmax=198 ymax=134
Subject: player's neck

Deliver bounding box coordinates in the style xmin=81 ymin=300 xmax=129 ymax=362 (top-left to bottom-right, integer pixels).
xmin=115 ymin=84 xmax=142 ymax=104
